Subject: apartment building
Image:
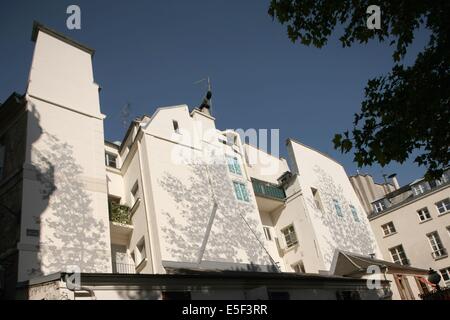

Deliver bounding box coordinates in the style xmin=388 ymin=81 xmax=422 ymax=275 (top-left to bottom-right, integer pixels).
xmin=0 ymin=22 xmax=429 ymax=300
xmin=352 ymin=170 xmax=450 ymax=299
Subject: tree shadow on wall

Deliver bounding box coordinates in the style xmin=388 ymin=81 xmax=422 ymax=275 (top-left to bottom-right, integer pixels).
xmin=158 ymin=158 xmax=276 ymax=272
xmin=307 ymin=166 xmax=376 ymax=266
xmin=27 ymin=104 xmax=110 ymax=278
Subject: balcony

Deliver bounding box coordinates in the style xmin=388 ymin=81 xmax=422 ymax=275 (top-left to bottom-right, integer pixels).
xmin=252 ymin=178 xmax=286 ymax=200
xmin=109 ymin=203 xmax=133 ymax=244
xmin=251 ymin=178 xmax=286 ymax=212
xmin=110 ymin=203 xmax=132 ymax=225
xmin=112 ymin=262 xmax=136 ymax=274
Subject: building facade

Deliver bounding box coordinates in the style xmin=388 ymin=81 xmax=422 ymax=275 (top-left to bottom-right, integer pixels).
xmin=0 ymin=22 xmax=429 ymax=300
xmin=352 ymin=170 xmax=450 ymax=299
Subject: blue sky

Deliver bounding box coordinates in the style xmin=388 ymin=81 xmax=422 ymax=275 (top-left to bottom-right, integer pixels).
xmin=0 ymin=0 xmax=432 ymax=185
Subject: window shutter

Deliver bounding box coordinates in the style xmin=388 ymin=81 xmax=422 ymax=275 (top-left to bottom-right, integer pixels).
xmin=233 ymin=182 xmax=243 ymax=201
xmin=234 ymin=158 xmax=242 ymax=175
xmin=241 ymin=184 xmax=249 ymax=202
xmin=227 ymin=157 xmax=236 ymax=174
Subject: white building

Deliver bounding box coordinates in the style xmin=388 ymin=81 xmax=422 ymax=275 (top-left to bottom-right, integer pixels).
xmin=0 ymin=22 xmax=428 ymax=300
xmin=351 ymin=170 xmax=450 ymax=299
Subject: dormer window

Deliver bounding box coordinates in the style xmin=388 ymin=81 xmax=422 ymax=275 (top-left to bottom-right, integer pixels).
xmin=412 ymin=182 xmax=430 ymax=196
xmin=373 ymin=201 xmax=386 ymax=213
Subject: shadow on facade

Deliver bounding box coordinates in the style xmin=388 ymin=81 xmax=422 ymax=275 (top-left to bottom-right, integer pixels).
xmin=158 ymin=160 xmax=276 ymax=272
xmin=24 ymin=104 xmax=110 ymax=279
xmin=308 ymin=166 xmax=376 ymax=265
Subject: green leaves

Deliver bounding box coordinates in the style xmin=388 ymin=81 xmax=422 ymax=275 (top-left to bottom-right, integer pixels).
xmin=269 ymin=0 xmax=450 ymax=179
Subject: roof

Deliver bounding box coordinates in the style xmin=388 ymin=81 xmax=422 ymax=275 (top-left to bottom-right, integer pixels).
xmin=286 ymin=138 xmax=345 ymax=169
xmin=22 ymin=269 xmax=384 ymax=289
xmin=331 ymin=250 xmax=429 ymax=277
xmin=31 ymin=21 xmax=95 ymax=56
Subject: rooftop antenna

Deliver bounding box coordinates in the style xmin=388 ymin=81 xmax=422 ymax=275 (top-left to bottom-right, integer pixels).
xmin=194 ymin=77 xmax=213 ymax=116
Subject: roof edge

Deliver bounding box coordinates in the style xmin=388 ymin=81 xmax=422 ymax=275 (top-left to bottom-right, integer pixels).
xmin=31 ymin=21 xmax=95 ymax=56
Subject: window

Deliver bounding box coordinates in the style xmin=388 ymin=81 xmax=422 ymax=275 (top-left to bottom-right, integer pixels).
xmin=311 ymin=188 xmax=323 ymax=212
xmin=0 ymin=144 xmax=4 ymax=178
xmin=281 ymin=224 xmax=298 ymax=248
xmin=263 ymin=227 xmax=272 ymax=241
xmin=412 ymin=182 xmax=429 ymax=196
xmin=131 ymin=181 xmax=139 ymax=206
xmin=226 ymin=156 xmax=242 ymax=175
xmin=382 ymin=222 xmax=396 ymax=236
xmin=373 ymin=201 xmax=386 ymax=213
xmin=349 ymin=205 xmax=360 ymax=222
xmin=389 ymin=245 xmax=408 ymax=265
xmin=172 ymin=120 xmax=180 ymax=133
xmin=292 ymin=261 xmax=305 ymax=274
xmin=417 ymin=207 xmax=432 ymax=222
xmin=427 ymin=232 xmax=447 ymax=259
xmin=233 ymin=182 xmax=249 ymax=202
xmin=105 ymin=152 xmax=118 ymax=168
xmin=436 ymin=198 xmax=450 ymax=215
xmin=333 ymin=199 xmax=343 ymax=217
xmin=440 ymin=267 xmax=450 ymax=284
xmin=134 ymin=238 xmax=146 ymax=267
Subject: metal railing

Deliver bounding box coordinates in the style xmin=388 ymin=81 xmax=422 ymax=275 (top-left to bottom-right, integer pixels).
xmin=251 ymin=178 xmax=286 ymax=200
xmin=112 ymin=263 xmax=136 ymax=274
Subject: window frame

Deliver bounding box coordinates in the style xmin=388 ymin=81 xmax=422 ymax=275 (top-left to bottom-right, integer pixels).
xmin=105 ymin=152 xmax=118 ymax=168
xmin=417 ymin=207 xmax=432 ymax=222
xmin=436 ymin=198 xmax=450 ymax=215
xmin=440 ymin=267 xmax=450 ymax=283
xmin=281 ymin=224 xmax=298 ymax=249
xmin=333 ymin=199 xmax=343 ymax=217
xmin=427 ymin=231 xmax=447 ymax=259
xmin=373 ymin=201 xmax=386 ymax=213
xmin=381 ymin=222 xmax=397 ymax=237
xmin=263 ymin=226 xmax=272 ymax=241
xmin=131 ymin=181 xmax=139 ymax=206
xmin=233 ymin=181 xmax=250 ymax=202
xmin=349 ymin=205 xmax=360 ymax=222
xmin=226 ymin=156 xmax=242 ymax=176
xmin=389 ymin=245 xmax=408 ymax=265
xmin=172 ymin=120 xmax=180 ymax=134
xmin=134 ymin=237 xmax=146 ymax=267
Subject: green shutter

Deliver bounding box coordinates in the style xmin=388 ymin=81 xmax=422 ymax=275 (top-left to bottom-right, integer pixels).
xmin=233 ymin=182 xmax=243 ymax=200
xmin=233 ymin=158 xmax=242 ymax=175
xmin=334 ymin=200 xmax=343 ymax=217
xmin=241 ymin=183 xmax=249 ymax=202
xmin=227 ymin=156 xmax=236 ymax=174
xmin=351 ymin=206 xmax=360 ymax=222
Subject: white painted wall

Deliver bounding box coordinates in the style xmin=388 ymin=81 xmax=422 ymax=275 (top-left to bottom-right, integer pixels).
xmin=286 ymin=140 xmax=382 ymax=270
xmin=18 ymin=26 xmax=112 ymax=281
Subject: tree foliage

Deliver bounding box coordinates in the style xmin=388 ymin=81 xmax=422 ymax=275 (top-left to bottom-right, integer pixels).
xmin=269 ymin=0 xmax=449 ymax=179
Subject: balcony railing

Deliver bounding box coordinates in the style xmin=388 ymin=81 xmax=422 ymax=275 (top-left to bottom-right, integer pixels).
xmin=112 ymin=262 xmax=136 ymax=274
xmin=251 ymin=178 xmax=286 ymax=200
xmin=109 ymin=203 xmax=132 ymax=225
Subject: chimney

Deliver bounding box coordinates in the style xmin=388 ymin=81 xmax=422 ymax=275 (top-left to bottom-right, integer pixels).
xmin=388 ymin=173 xmax=400 ymax=190
xmin=198 ymin=90 xmax=212 ymax=116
